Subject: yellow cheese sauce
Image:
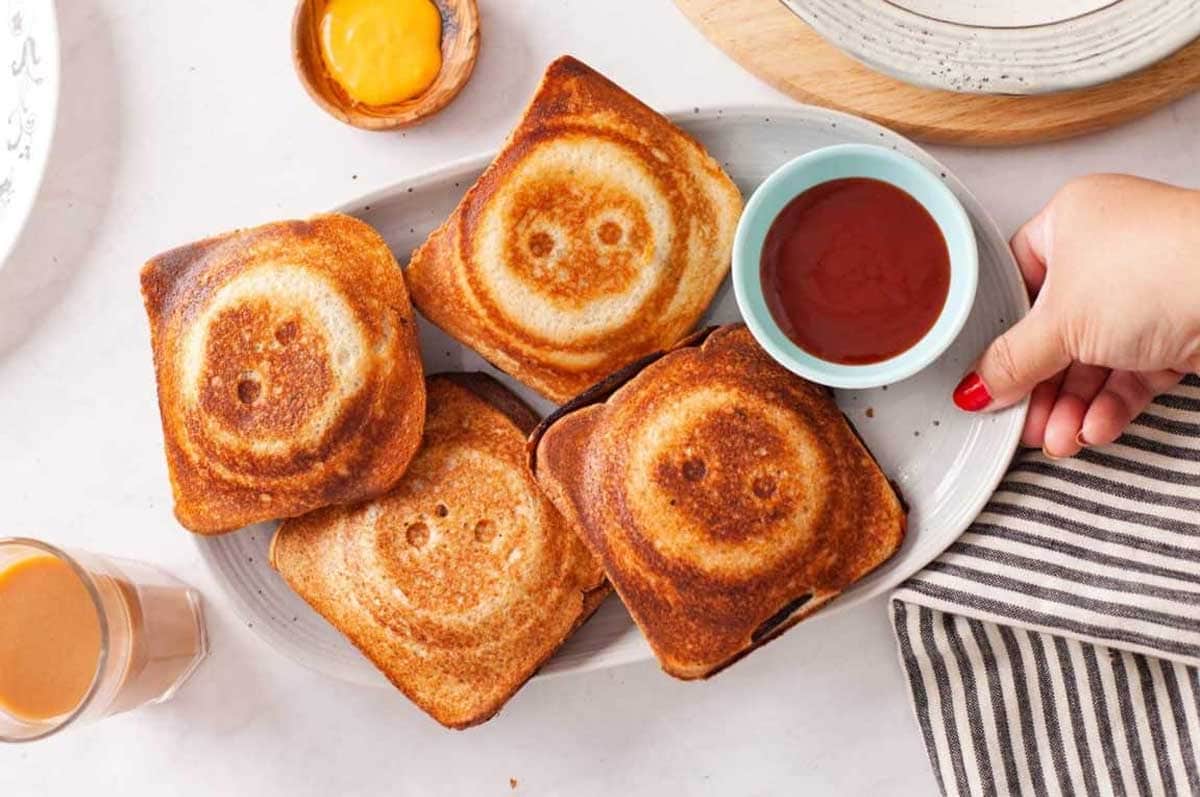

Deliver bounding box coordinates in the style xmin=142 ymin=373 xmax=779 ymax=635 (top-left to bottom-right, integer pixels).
xmin=319 ymin=0 xmax=442 ymax=106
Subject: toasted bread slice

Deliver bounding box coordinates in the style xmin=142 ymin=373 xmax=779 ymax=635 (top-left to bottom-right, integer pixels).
xmin=406 ymin=56 xmax=742 ymax=403
xmin=140 ymin=214 xmax=426 ymax=534
xmin=531 ymin=325 xmax=906 ymax=679
xmin=270 ymin=374 xmax=608 ymax=729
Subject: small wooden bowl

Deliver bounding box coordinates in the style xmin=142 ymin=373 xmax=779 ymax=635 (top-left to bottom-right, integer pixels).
xmin=293 ymin=0 xmax=481 ymax=130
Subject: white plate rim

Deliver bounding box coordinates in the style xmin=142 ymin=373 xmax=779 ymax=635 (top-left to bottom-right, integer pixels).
xmin=194 ymin=103 xmax=1030 ymax=685
xmin=781 ymin=0 xmax=1200 ymax=94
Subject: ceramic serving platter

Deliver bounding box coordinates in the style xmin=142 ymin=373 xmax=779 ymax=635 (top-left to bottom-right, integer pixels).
xmin=196 ymin=106 xmax=1029 ymax=686
xmin=782 ymin=0 xmax=1200 ymax=94
xmin=0 ymin=0 xmax=57 ymax=271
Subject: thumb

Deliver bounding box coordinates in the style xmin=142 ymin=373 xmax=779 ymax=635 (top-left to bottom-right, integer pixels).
xmin=952 ymin=308 xmax=1070 ymax=412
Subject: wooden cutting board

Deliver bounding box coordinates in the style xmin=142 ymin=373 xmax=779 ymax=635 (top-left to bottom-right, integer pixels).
xmin=674 ymin=0 xmax=1200 ymax=146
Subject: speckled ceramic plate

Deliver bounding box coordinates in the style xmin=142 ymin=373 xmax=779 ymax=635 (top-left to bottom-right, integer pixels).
xmin=195 ymin=106 xmax=1029 ymax=687
xmin=0 ymin=0 xmax=58 ymax=270
xmin=782 ymin=0 xmax=1200 ymax=94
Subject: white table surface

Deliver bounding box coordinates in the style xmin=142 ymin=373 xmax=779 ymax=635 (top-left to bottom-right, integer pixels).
xmin=1 ymin=1 xmax=1197 ymax=794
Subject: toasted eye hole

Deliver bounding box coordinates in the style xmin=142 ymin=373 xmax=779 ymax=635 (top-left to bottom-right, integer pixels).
xmin=405 ymin=522 xmax=429 ymax=548
xmin=752 ymin=476 xmax=777 ymax=499
xmin=598 ymin=221 xmax=622 ymax=245
xmin=472 ymin=520 xmax=495 ymax=544
xmin=682 ymin=458 xmax=706 ymax=482
xmin=274 ymin=321 xmax=298 ymax=345
xmin=528 ymin=231 xmax=554 ymax=258
xmin=435 ymin=504 xmax=449 ymax=518
xmin=236 ymin=374 xmax=262 ymax=405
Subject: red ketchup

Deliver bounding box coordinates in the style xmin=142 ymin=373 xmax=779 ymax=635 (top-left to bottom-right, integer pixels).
xmin=760 ymin=177 xmax=950 ymax=365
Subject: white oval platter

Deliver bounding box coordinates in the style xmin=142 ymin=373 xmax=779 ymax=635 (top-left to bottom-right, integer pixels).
xmin=195 ymin=105 xmax=1029 ymax=687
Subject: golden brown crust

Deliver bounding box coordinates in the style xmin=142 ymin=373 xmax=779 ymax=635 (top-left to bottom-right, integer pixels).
xmin=406 ymin=56 xmax=743 ymax=403
xmin=533 ymin=324 xmax=907 ymax=679
xmin=528 ymin=326 xmax=718 ymax=470
xmin=141 ymin=214 xmax=426 ymax=534
xmin=435 ymin=371 xmax=540 ymax=437
xmin=270 ymin=375 xmax=607 ymax=729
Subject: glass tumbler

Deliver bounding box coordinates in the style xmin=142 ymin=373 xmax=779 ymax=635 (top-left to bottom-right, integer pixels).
xmin=0 ymin=538 xmax=208 ymax=742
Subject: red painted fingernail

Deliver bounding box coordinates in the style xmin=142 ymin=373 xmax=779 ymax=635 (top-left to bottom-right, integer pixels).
xmin=953 ymin=372 xmax=992 ymax=412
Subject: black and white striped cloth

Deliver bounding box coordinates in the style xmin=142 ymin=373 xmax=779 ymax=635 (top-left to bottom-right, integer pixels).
xmin=892 ymin=375 xmax=1200 ymax=796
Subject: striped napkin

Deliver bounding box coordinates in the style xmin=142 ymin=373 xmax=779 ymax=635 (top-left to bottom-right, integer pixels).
xmin=891 ymin=375 xmax=1200 ymax=796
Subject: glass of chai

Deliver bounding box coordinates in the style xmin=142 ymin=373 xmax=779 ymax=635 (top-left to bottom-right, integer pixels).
xmin=0 ymin=538 xmax=208 ymax=742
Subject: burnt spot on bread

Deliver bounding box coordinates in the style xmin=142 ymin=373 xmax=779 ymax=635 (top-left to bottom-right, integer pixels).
xmin=751 ymin=593 xmax=813 ymax=643
xmin=236 ymin=373 xmax=262 ymax=404
xmin=274 ymin=320 xmax=299 ymax=345
xmin=527 ymin=231 xmax=554 ymax=258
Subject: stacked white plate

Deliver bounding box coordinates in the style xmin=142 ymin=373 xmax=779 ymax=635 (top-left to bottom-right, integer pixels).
xmin=0 ymin=0 xmax=58 ymax=270
xmin=782 ymin=0 xmax=1200 ymax=94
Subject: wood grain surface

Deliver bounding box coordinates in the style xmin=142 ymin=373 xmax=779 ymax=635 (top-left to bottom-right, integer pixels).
xmin=674 ymin=0 xmax=1200 ymax=146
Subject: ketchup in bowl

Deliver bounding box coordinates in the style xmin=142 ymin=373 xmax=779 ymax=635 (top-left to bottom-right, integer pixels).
xmin=760 ymin=177 xmax=950 ymax=365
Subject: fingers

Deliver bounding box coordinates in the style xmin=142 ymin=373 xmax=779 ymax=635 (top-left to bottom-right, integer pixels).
xmin=1020 ymin=367 xmax=1181 ymax=457
xmin=1009 ymin=208 xmax=1051 ymax=300
xmin=954 ymin=203 xmax=1061 ymax=414
xmin=953 ymin=307 xmax=1071 ymax=412
xmin=1042 ymin=363 xmax=1110 ymax=458
xmin=1021 ymin=371 xmax=1066 ymax=448
xmin=1080 ymin=369 xmax=1184 ymax=447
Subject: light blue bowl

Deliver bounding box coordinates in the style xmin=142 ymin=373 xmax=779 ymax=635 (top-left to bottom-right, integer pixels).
xmin=732 ymin=143 xmax=978 ymax=390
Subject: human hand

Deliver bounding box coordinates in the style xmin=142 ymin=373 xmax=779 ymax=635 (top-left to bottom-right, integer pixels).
xmin=951 ymin=174 xmax=1200 ymax=458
